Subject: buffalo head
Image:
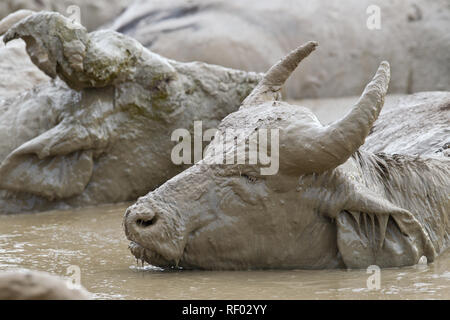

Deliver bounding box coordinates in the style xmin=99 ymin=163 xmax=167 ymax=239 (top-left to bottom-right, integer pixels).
xmin=0 ymin=12 xmax=260 ymax=213
xmin=124 ymin=42 xmax=446 ymax=269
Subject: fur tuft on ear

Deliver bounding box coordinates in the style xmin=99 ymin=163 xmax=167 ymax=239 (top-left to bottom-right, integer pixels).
xmin=336 ymin=209 xmax=436 ymax=268
xmin=334 ymin=183 xmax=436 ymax=269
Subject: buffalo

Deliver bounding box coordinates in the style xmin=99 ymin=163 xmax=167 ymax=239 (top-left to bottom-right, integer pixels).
xmin=124 ymin=42 xmax=449 ymax=269
xmin=112 ymin=0 xmax=450 ymax=99
xmin=0 ymin=12 xmax=260 ymax=214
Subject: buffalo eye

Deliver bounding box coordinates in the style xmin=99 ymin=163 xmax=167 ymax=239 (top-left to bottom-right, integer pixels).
xmin=241 ymin=174 xmax=258 ymax=183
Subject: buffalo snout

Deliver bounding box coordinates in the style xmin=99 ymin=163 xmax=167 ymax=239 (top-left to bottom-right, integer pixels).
xmin=124 ymin=202 xmax=158 ymax=238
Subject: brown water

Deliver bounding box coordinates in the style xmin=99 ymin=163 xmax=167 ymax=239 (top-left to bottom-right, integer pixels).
xmin=0 ymin=203 xmax=448 ymax=300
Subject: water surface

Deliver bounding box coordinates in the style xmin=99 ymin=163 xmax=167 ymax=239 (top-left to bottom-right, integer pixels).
xmin=0 ymin=204 xmax=448 ymax=299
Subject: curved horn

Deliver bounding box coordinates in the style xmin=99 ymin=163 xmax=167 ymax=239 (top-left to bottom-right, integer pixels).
xmin=0 ymin=9 xmax=35 ymax=36
xmin=3 ymin=11 xmax=89 ymax=89
xmin=281 ymin=61 xmax=390 ymax=174
xmin=241 ymin=41 xmax=318 ymax=107
xmin=3 ymin=11 xmax=176 ymax=91
xmin=319 ymin=61 xmax=390 ymax=170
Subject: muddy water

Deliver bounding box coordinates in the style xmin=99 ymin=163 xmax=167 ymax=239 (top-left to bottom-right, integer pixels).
xmin=0 ymin=203 xmax=449 ymax=300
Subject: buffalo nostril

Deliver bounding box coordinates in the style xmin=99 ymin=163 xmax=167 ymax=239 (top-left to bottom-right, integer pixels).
xmin=136 ymin=217 xmax=156 ymax=228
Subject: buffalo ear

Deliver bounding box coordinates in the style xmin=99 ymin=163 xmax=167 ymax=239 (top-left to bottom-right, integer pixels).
xmin=0 ymin=124 xmax=94 ymax=200
xmin=334 ymin=186 xmax=436 ymax=268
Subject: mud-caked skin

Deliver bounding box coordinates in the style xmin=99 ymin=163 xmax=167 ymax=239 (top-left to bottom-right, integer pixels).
xmin=112 ymin=0 xmax=450 ymax=99
xmin=0 ymin=12 xmax=261 ymax=214
xmin=124 ymin=42 xmax=449 ymax=270
xmin=0 ymin=269 xmax=90 ymax=300
xmin=364 ymin=91 xmax=450 ymax=157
